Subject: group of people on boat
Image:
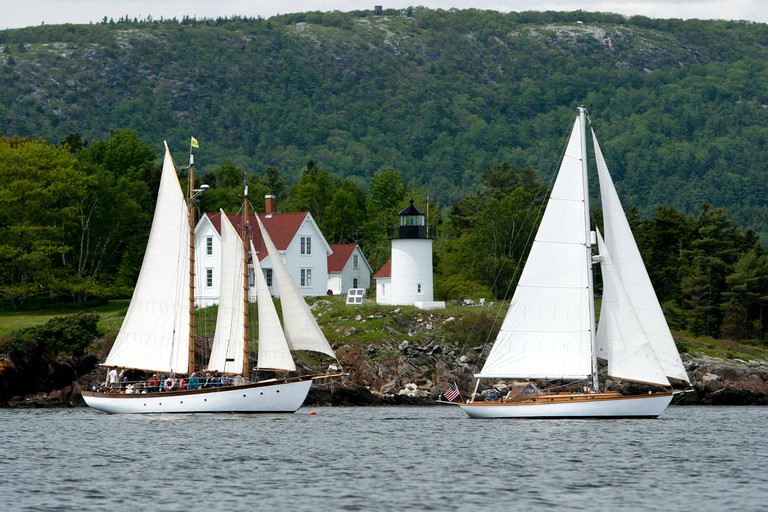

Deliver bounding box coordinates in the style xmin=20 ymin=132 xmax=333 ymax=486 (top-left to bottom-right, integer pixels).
xmin=93 ymin=368 xmax=245 ymax=394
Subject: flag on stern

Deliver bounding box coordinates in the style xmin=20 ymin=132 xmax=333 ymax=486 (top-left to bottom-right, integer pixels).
xmin=444 ymin=383 xmax=460 ymax=402
xmin=190 ymin=136 xmax=199 ymax=149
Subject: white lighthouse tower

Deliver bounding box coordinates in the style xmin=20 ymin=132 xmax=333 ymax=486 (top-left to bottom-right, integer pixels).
xmin=375 ymin=199 xmax=444 ymax=310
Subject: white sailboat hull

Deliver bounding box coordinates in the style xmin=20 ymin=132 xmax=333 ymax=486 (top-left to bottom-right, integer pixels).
xmin=82 ymin=378 xmax=313 ymax=414
xmin=458 ymin=392 xmax=673 ymax=419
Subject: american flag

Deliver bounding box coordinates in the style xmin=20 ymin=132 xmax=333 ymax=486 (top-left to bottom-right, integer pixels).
xmin=444 ymin=383 xmax=460 ymax=402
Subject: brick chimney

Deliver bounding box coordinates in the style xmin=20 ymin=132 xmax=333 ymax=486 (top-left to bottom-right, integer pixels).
xmin=265 ymin=194 xmax=276 ymax=216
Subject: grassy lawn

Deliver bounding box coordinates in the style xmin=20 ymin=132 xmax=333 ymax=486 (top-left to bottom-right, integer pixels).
xmin=0 ymin=300 xmax=129 ymax=336
xmin=673 ymin=331 xmax=768 ymax=362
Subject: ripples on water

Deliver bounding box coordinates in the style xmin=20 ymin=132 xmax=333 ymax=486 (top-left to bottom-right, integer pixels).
xmin=1 ymin=406 xmax=766 ymax=511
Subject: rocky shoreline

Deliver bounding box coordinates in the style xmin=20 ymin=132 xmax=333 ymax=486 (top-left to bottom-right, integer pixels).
xmin=3 ymin=353 xmax=767 ymax=409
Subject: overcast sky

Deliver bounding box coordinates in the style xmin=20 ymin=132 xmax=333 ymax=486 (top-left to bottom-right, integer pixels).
xmin=2 ymin=1 xmax=767 ymax=30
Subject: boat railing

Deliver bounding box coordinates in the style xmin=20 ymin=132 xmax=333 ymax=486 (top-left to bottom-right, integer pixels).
xmin=92 ymin=371 xmax=344 ymax=394
xmin=92 ymin=376 xmax=243 ymax=394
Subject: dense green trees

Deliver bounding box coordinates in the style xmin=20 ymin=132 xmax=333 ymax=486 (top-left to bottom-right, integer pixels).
xmin=632 ymin=206 xmax=767 ymax=339
xmin=0 ymin=137 xmax=86 ymax=307
xmin=437 ymin=162 xmax=543 ymax=300
xmin=0 ymin=132 xmax=156 ymax=306
xmin=2 ymin=10 xmax=768 ymax=243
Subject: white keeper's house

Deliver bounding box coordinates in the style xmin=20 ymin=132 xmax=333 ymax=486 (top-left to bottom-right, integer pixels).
xmin=327 ymin=243 xmax=373 ymax=296
xmin=194 ymin=195 xmax=333 ymax=307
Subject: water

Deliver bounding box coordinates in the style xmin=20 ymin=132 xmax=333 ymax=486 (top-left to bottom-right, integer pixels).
xmin=1 ymin=405 xmax=766 ymax=511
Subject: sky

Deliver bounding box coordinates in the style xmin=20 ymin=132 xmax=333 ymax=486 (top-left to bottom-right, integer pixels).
xmin=1 ymin=0 xmax=767 ymax=30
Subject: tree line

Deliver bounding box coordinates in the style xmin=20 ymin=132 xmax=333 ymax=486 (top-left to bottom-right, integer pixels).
xmin=1 ymin=131 xmax=766 ymax=343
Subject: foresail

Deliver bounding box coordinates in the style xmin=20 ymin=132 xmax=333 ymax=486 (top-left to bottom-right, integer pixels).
xmin=593 ymin=132 xmax=689 ymax=383
xmin=251 ymin=240 xmax=296 ymax=372
xmin=477 ymin=116 xmax=593 ymax=379
xmin=596 ymin=232 xmax=670 ymax=386
xmin=207 ymin=211 xmax=245 ymax=374
xmin=255 ymin=216 xmax=337 ymax=359
xmin=104 ymin=143 xmax=190 ymax=374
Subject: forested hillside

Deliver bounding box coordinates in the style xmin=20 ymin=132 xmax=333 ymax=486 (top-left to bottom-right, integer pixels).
xmin=1 ymin=8 xmax=768 ymax=241
xmin=2 ymin=8 xmax=768 ymax=343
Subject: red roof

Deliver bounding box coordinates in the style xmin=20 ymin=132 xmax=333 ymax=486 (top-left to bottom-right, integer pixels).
xmin=327 ymin=244 xmax=357 ymax=272
xmin=373 ymin=258 xmax=391 ymax=279
xmin=204 ymin=211 xmax=308 ymax=262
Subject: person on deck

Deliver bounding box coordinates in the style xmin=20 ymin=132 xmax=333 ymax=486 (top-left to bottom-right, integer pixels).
xmin=187 ymin=373 xmax=200 ymax=390
xmin=148 ymin=374 xmax=160 ymax=393
xmin=106 ymin=367 xmax=119 ymax=391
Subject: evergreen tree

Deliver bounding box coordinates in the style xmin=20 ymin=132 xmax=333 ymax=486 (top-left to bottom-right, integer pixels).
xmin=721 ymin=248 xmax=768 ymax=340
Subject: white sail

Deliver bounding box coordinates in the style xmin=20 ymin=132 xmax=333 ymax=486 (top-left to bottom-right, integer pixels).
xmin=104 ymin=143 xmax=190 ymax=374
xmin=596 ymin=231 xmax=670 ymax=386
xmin=251 ymin=240 xmax=296 ymax=371
xmin=255 ymin=216 xmax=337 ymax=359
xmin=207 ymin=212 xmax=245 ymax=374
xmin=477 ymin=117 xmax=593 ymax=379
xmin=593 ymin=132 xmax=690 ymax=383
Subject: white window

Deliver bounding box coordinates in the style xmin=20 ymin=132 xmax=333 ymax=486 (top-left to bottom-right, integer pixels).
xmin=353 ymin=254 xmax=359 ymax=269
xmin=417 ymin=283 xmax=422 ymax=294
xmin=206 ymin=236 xmax=213 ymax=255
xmin=300 ymin=236 xmax=311 ymax=255
xmin=248 ymin=268 xmax=254 ymax=288
xmin=206 ymin=268 xmax=213 ymax=287
xmin=353 ymin=278 xmax=359 ymax=288
xmin=300 ymin=268 xmax=312 ymax=287
xmin=263 ymin=269 xmax=272 ymax=287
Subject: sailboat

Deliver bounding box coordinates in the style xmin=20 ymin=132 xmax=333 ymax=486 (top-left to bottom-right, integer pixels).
xmin=82 ymin=143 xmax=340 ymax=414
xmin=457 ymin=108 xmax=690 ymax=419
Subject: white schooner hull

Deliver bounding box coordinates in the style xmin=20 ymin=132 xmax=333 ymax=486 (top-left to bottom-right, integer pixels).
xmin=82 ymin=378 xmax=313 ymax=414
xmin=458 ymin=392 xmax=674 ymax=419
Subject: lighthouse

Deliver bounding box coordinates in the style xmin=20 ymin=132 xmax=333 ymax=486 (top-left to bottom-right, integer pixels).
xmin=374 ymin=198 xmax=444 ymax=310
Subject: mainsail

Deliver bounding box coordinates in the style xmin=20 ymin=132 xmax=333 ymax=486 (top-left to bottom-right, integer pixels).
xmin=255 ymin=216 xmax=337 ymax=358
xmin=477 ymin=117 xmax=593 ymax=379
xmin=207 ymin=211 xmax=245 ymax=374
xmin=104 ymin=143 xmax=190 ymax=374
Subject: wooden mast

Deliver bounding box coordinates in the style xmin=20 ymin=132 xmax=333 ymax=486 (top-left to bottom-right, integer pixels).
xmin=187 ymin=147 xmax=196 ymax=376
xmin=242 ymin=180 xmax=250 ymax=381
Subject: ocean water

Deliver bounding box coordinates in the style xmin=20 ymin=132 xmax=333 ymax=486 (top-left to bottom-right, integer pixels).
xmin=1 ymin=405 xmax=766 ymax=511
